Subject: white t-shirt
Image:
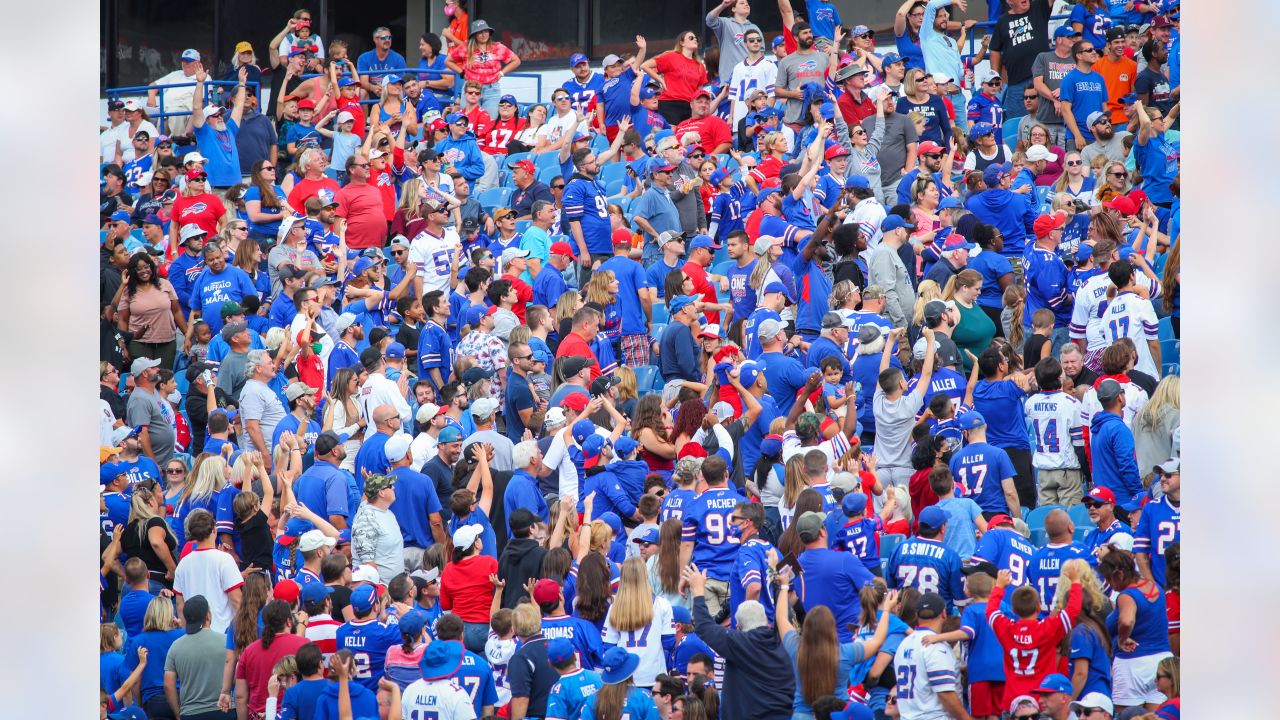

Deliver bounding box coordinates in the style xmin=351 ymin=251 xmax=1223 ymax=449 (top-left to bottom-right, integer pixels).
xmin=536 ymin=111 xmax=587 ymax=148
xmin=100 ymin=122 xmax=131 ymax=163
xmin=1079 ymin=381 xmax=1148 ymax=428
xmin=603 ymin=595 xmax=676 ymax=686
xmin=402 ymin=678 xmax=477 ymax=720
xmin=410 ymin=431 xmax=440 ymax=471
xmin=409 ymin=227 xmax=462 ymax=294
xmin=893 ymin=627 xmax=959 ymax=720
xmin=100 ymin=399 xmax=118 ymax=446
xmin=359 ymin=372 xmax=412 ymax=427
xmin=173 ymin=547 xmax=245 ymax=632
xmin=290 ymin=313 xmax=335 ymax=379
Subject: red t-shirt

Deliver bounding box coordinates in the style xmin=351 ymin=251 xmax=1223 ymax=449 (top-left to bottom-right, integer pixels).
xmin=654 ymin=52 xmax=708 ymax=102
xmin=335 ymin=182 xmax=388 ymax=249
xmin=749 ymin=155 xmax=784 ymax=187
xmin=335 ymin=96 xmax=367 ymax=139
xmin=236 ymin=633 xmax=309 ymax=713
xmin=287 ymin=177 xmax=341 ymax=212
xmin=502 ymin=273 xmax=533 ymax=322
xmin=483 ymin=116 xmax=528 ymax=155
xmin=447 ymin=43 xmax=516 ymax=85
xmin=439 ymin=553 xmax=499 ymax=623
xmin=988 ymin=583 xmax=1082 ymax=707
xmin=555 ymin=331 xmax=602 ymax=381
xmin=682 ymin=260 xmax=718 ymax=323
xmin=837 ymin=91 xmax=876 ymax=128
xmin=1166 ymin=589 xmax=1180 ymax=635
xmin=371 ymin=167 xmax=397 ymax=222
xmin=675 ymin=115 xmax=733 ymax=155
xmin=172 ymin=193 xmax=227 ymax=238
xmin=297 ymin=351 xmax=324 ymax=392
xmin=464 ymin=106 xmax=494 ymax=143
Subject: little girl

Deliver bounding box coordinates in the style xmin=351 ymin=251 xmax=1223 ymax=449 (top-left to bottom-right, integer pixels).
xmin=881 ymin=486 xmax=910 ymax=535
xmin=820 ymin=355 xmax=851 ymax=422
xmin=187 ymin=321 xmax=212 ymax=364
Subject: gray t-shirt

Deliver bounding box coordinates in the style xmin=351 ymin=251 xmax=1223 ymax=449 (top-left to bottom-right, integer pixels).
xmin=351 ymin=503 xmax=405 ymax=583
xmin=239 ymin=378 xmax=286 ymax=450
xmin=1080 ymin=131 xmax=1132 ymax=168
xmin=461 ymin=428 xmax=516 ymax=472
xmin=1031 ymin=50 xmax=1076 ymax=125
xmin=776 ymin=49 xmax=826 ymax=124
xmin=126 ymin=386 xmax=176 ymax=465
xmin=216 ymin=349 xmax=249 ymax=400
xmin=669 ymin=160 xmax=706 ymax=235
xmin=706 ymin=14 xmax=761 ymax=81
xmin=872 ymin=385 xmax=925 ymax=469
xmin=164 ymin=628 xmax=227 ymax=715
xmin=863 ymin=113 xmax=918 ymax=189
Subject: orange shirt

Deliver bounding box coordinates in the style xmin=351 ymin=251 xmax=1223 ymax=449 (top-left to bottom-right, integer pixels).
xmin=1092 ymin=55 xmax=1136 ymax=125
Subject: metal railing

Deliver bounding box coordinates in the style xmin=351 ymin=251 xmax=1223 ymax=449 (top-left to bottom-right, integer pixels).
xmin=961 ymin=14 xmax=1073 ymax=66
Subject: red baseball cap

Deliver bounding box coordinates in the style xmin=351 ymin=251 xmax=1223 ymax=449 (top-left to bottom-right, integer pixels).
xmin=297 ymin=98 xmax=316 ymax=111
xmin=512 ymin=159 xmax=536 ymax=175
xmin=562 ymin=393 xmax=589 ymax=412
xmin=273 ymin=579 xmax=301 ymax=603
xmin=988 ymin=513 xmax=1015 ymax=528
xmin=611 ymin=227 xmax=633 ymax=246
xmin=825 ymin=144 xmax=850 ymax=160
xmin=678 ymin=442 xmax=707 ymax=459
xmin=1104 ymin=196 xmax=1138 ymax=216
xmin=917 ymin=140 xmax=944 ymax=155
xmin=1033 ymin=211 xmax=1067 ymax=239
xmin=485 ymin=305 xmax=500 ymax=316
xmin=1086 ymin=487 xmax=1116 ymax=504
xmin=692 ymin=88 xmax=714 ymax=100
xmin=185 ymin=168 xmax=207 ymax=182
xmin=1126 ymin=188 xmax=1149 ymax=207
xmin=532 ymin=578 xmax=561 ymax=604
xmin=551 ymin=241 xmax=577 ymax=258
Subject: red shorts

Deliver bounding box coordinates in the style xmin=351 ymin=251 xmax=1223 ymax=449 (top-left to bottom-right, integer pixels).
xmin=970 ymin=680 xmax=1005 ymax=717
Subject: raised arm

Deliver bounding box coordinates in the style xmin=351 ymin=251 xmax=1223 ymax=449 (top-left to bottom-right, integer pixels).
xmin=894 ymin=0 xmax=915 ymax=37
xmin=230 ymin=67 xmax=249 ymax=125
xmin=191 ymin=65 xmax=209 ymax=129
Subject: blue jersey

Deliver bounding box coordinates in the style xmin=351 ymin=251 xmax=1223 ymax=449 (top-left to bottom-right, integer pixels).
xmin=1060 ymin=69 xmax=1109 ymax=142
xmin=581 ymin=686 xmax=660 ymax=720
xmin=885 ymin=537 xmax=966 ymax=608
xmin=562 ymin=176 xmax=612 ymax=256
xmin=601 ymin=68 xmax=638 ymax=127
xmin=455 ymin=650 xmax=500 ymax=717
xmin=756 ymin=350 xmax=811 ymax=418
xmin=562 ymin=74 xmax=606 ymax=116
xmin=1106 ymin=584 xmax=1170 ymax=659
xmin=336 ymin=619 xmax=404 ymax=691
xmin=948 ymin=442 xmax=1018 ymax=514
xmin=710 ymin=192 xmax=746 ymax=243
xmin=971 ymin=528 xmax=1037 ymax=587
xmin=681 ymin=487 xmax=743 ymax=581
xmin=1082 ymin=519 xmax=1131 ymax=563
xmin=1069 ymin=624 xmax=1113 ymax=696
xmin=738 ymin=394 xmax=779 ymax=477
xmin=546 ymin=668 xmax=604 ymax=720
xmin=907 ymin=368 xmax=967 ymax=412
xmin=417 ymin=320 xmax=453 ymax=388
xmin=743 ymin=307 xmax=782 ymax=360
xmin=833 ymin=516 xmax=883 ymax=572
xmin=117 ymin=455 xmax=161 ymax=487
xmin=1134 ymin=131 xmax=1178 ymax=205
xmin=1070 ymin=4 xmax=1112 ymax=49
xmin=725 ymin=259 xmax=757 ymax=322
xmin=795 ymin=253 xmax=832 ymax=334
xmin=959 ymin=601 xmax=1007 ymax=682
xmin=1132 ymin=495 xmax=1180 ymax=587
xmin=541 ymin=614 xmax=605 ymax=670
xmin=188 ymin=265 xmax=259 ymax=333
xmin=1027 ymin=543 xmax=1093 ymax=612
xmin=597 ymin=256 xmax=654 ymax=337
xmin=730 ymin=537 xmax=777 ymax=623
xmin=797 ymin=547 xmax=876 ymax=642
xmin=661 ymin=487 xmax=697 ymax=522
xmin=971 ymin=380 xmax=1031 ymax=450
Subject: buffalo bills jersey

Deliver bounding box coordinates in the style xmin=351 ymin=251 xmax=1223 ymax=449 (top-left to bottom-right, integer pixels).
xmin=885 ymin=537 xmax=966 ymax=608
xmin=546 ymin=668 xmax=604 ymax=720
xmin=1025 ymin=390 xmax=1085 ymax=470
xmin=1132 ymin=495 xmax=1180 ymax=587
xmin=948 ymin=442 xmax=1018 ymax=514
xmin=336 ymin=619 xmax=403 ymax=691
xmin=660 ymin=487 xmax=698 ymax=523
xmin=971 ymin=528 xmax=1037 ymax=587
xmin=681 ymin=487 xmax=743 ymax=580
xmin=541 ymin=614 xmax=605 ymax=670
xmin=1027 ymin=542 xmax=1093 ymax=612
xmin=833 ymin=515 xmax=883 ymax=573
xmin=730 ymin=537 xmax=777 ymax=622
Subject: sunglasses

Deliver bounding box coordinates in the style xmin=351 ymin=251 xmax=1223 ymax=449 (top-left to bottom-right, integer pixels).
xmin=352 ymin=162 xmax=370 ymax=168
xmin=261 ymin=165 xmax=275 ymax=171
xmin=554 ymin=96 xmax=570 ymax=102
xmin=986 ymin=79 xmax=1003 ymax=85
xmin=689 ymin=152 xmax=705 ymax=159
xmin=1109 ymin=171 xmax=1128 ymax=177
xmin=157 ymin=143 xmax=173 ymax=148
xmin=551 ymin=184 xmax=565 ymax=190
xmin=165 ymin=468 xmax=185 ymax=475
xmin=1066 ymin=160 xmax=1082 ymax=166
xmin=923 ymin=153 xmax=942 ymax=160
xmin=1083 ymin=500 xmax=1105 ymax=508
xmin=465 ymin=90 xmax=481 ymax=96
xmin=376 ymin=35 xmax=393 ymax=40
xmin=856 ymin=32 xmax=874 ymax=39
xmin=392 ymin=248 xmax=407 ymax=255
xmin=746 ymin=37 xmax=763 ymax=43
xmin=1024 ymin=94 xmax=1038 ymax=100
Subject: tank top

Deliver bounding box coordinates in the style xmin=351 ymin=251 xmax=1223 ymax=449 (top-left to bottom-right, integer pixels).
xmin=1107 ymin=582 xmax=1171 ymax=659
xmin=971 ymin=144 xmax=1010 ymax=173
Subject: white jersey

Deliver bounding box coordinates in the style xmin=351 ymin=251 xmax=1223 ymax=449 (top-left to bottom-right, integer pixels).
xmin=402 ymin=677 xmax=477 ymax=720
xmin=359 ymin=372 xmax=412 ymax=427
xmin=1099 ymin=291 xmax=1161 ymax=377
xmin=1024 ymin=391 xmax=1084 ymax=470
xmin=602 ymin=595 xmax=676 ymax=686
xmin=1080 ymin=381 xmax=1148 ymax=428
xmin=893 ymin=627 xmax=959 ymax=720
xmin=409 ymin=227 xmax=462 ymax=294
xmin=485 ymin=631 xmax=518 ymax=706
xmin=727 ymin=57 xmax=778 ymax=125
xmin=1069 ymin=272 xmax=1112 ymax=349
xmin=847 ymin=197 xmax=886 ymax=248
xmin=100 ymin=399 xmax=117 ymax=446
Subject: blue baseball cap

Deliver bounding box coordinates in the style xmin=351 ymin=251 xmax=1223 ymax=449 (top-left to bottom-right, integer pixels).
xmin=842 ymin=493 xmax=869 ymax=517
xmin=141 ymin=213 xmax=164 ymax=226
xmin=569 ymin=53 xmax=589 ymax=67
xmin=983 ymin=163 xmax=1009 ymax=187
xmin=938 ymin=196 xmax=963 ymax=210
xmin=350 ymin=584 xmax=379 ymax=614
xmin=639 ymin=85 xmax=658 ymax=100
xmin=547 ymin=637 xmax=577 ymax=664
xmin=600 ymin=512 xmax=623 ymax=534
xmin=300 ymin=582 xmax=336 ymax=604
xmin=1035 ymin=673 xmax=1074 ymax=695
xmin=738 ymin=361 xmax=764 ymax=390
xmin=180 ymin=48 xmax=201 ymax=62
xmin=756 ymin=186 xmax=781 ymax=204
xmin=277 ymin=517 xmax=315 ymax=544
xmin=1075 ymin=244 xmax=1094 ymax=262
xmin=879 ymin=215 xmax=915 ymax=233
xmin=772 ymin=35 xmax=785 ymax=47
xmin=969 ymin=121 xmax=996 ymax=139
xmin=398 ymin=609 xmax=430 ymax=639
xmin=667 ymin=294 xmax=700 ymax=315
xmin=819 ymin=102 xmax=835 ymax=120
xmin=317 ymin=188 xmax=339 ymax=207
xmin=110 ymin=210 xmax=131 ymax=224
xmin=631 ymin=526 xmax=660 ymax=545
xmin=843 ymin=175 xmax=870 ymax=190
xmin=918 ymin=505 xmax=947 ymax=531
xmin=688 ymin=234 xmax=719 ymax=251
xmin=438 ymin=426 xmax=463 ymax=443
xmin=532 ymin=349 xmax=553 ymax=364
xmin=384 ymin=342 xmax=405 ymax=359
xmin=881 ymin=52 xmax=905 ymax=66
xmin=671 ymin=604 xmax=693 ymax=624
xmin=287 ymin=47 xmax=309 ymax=58
xmin=628 ymin=157 xmax=649 ymax=176
xmin=338 ymin=528 xmax=352 ymax=544
xmin=613 ymin=435 xmax=640 ymax=457
xmin=649 ymin=160 xmax=677 ymax=176
xmin=99 ymin=462 xmax=127 ymax=485
xmin=572 ymin=419 xmax=597 ymax=445
xmin=581 ymin=434 xmax=607 ymax=468
xmin=1054 ymin=25 xmax=1082 ymax=39
xmin=499 ymin=94 xmax=518 ymax=106
xmin=1120 ymin=93 xmax=1138 ymax=106
xmin=709 ymin=167 xmax=731 ymax=186
xmin=338 ymin=76 xmax=357 ymax=87
xmin=831 ymin=701 xmax=874 ymax=720
xmin=445 ymin=112 xmax=467 ymax=125
xmin=763 ymin=281 xmax=788 ymax=296
xmin=957 ymin=411 xmax=987 ymax=430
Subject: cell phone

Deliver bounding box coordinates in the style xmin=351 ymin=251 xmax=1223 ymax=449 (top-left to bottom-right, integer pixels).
xmin=779 ymin=552 xmax=803 ymax=578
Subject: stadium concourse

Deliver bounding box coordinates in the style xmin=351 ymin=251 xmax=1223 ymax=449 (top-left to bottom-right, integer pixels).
xmin=98 ymin=2 xmax=1180 ymax=719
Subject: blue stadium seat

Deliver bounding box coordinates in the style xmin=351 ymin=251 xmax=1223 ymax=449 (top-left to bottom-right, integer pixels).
xmin=604 ymin=178 xmax=625 ymax=197
xmin=1025 ymin=504 xmax=1063 ymax=530
xmin=515 ymin=219 xmax=532 ymax=234
xmin=505 ymin=151 xmax=532 ymax=169
xmin=536 ymin=152 xmax=562 ymax=171
xmin=879 ymin=534 xmax=906 ymax=566
xmin=1162 ymin=363 xmax=1179 ymax=377
xmin=713 ymin=154 xmax=738 ymax=172
xmin=615 ymin=197 xmax=632 ymax=216
xmin=1074 ymin=526 xmax=1090 ymax=542
xmin=1030 ymin=528 xmax=1049 ymax=547
xmin=651 ymin=323 xmax=667 ymax=342
xmin=599 ymin=162 xmax=628 ymax=186
xmin=537 ymin=166 xmax=561 ymax=185
xmin=1002 ymin=117 xmax=1022 ymax=145
xmin=324 ymin=167 xmax=340 ymax=181
xmin=711 ymin=260 xmax=735 ymax=277
xmin=651 ymin=302 xmax=669 ymax=326
xmin=1157 ymin=316 xmax=1174 ymax=341
xmin=634 ymin=365 xmax=660 ymax=396
xmin=591 ymin=134 xmax=610 ymax=154
xmin=1068 ymin=503 xmax=1092 ymax=529
xmin=1159 ymin=339 xmax=1180 ymax=367
xmin=477 ymin=187 xmax=513 ymax=214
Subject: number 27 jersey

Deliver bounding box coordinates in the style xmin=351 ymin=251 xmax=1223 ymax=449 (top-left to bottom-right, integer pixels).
xmin=680 ymin=487 xmax=743 ymax=581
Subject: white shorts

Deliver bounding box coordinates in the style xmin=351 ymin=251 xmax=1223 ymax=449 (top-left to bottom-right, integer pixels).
xmin=1111 ymin=652 xmax=1172 ymax=706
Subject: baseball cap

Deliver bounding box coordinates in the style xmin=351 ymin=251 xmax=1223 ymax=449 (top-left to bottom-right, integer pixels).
xmin=560 ymin=355 xmax=596 ymax=378
xmin=841 ymin=493 xmax=868 ymax=517
xmin=185 ymin=168 xmax=208 ymax=182
xmin=603 ymin=53 xmax=623 ymax=67
xmin=500 ymin=247 xmax=531 ymax=264
xmin=671 ymin=604 xmax=693 ymax=625
xmin=385 ymin=433 xmax=412 ymax=463
xmin=631 ymin=527 xmax=660 ymax=546
xmin=273 ymin=579 xmax=302 ymax=603
xmin=1025 ymin=144 xmax=1057 ymax=163
xmin=452 ymin=523 xmax=484 ymax=551
xmin=569 ymin=53 xmax=589 ymax=67
xmin=349 ymin=584 xmax=379 ymax=614
xmin=438 ymin=426 xmax=463 ymax=443
xmin=1070 ymin=693 xmax=1115 ymax=716
xmin=462 ymin=366 xmax=496 ymax=385
xmin=298 ymin=529 xmax=337 ymax=553
xmin=824 ymin=144 xmax=851 ymax=161
xmin=561 ymin=393 xmax=589 ymax=413
xmin=182 ymin=595 xmax=210 ymax=633
xmin=1075 ymin=244 xmax=1094 ymax=262
xmin=1154 ymin=458 xmax=1180 ymax=475
xmin=915 ymin=592 xmax=946 ymax=619
xmin=795 ymin=511 xmax=826 ymax=543
xmin=879 ymin=215 xmax=915 ymax=233
xmin=1010 ymin=696 xmax=1041 ymax=714
xmin=314 ymin=430 xmax=350 ymax=456
xmin=1035 ymin=673 xmax=1074 ymax=695
xmin=613 ymin=435 xmax=640 ymax=458
xmin=968 ymin=121 xmax=996 ymax=139
xmin=957 ymin=411 xmax=987 ymax=430
xmin=820 ymin=311 xmax=846 ymax=330
xmin=130 ymin=357 xmax=162 ymax=375
xmin=571 ymin=419 xmax=598 ymax=445
xmin=963 ymin=560 xmax=999 ymax=577
xmin=1055 ymin=25 xmax=1082 ymax=39
xmin=547 ymin=637 xmax=577 ymax=664
xmin=99 ymin=462 xmax=127 ymax=485
xmin=688 ymin=234 xmax=718 ymax=251
xmin=445 ymin=112 xmax=467 ymax=125
xmin=667 ymin=294 xmax=700 ymax=315
xmin=284 ymin=381 xmax=318 ymax=401
xmin=917 ymin=140 xmax=944 ymax=155
xmin=471 ymin=397 xmax=500 ymax=419
xmin=649 ymin=160 xmax=677 ymax=175
xmin=942 ymin=234 xmax=975 ymax=251
xmin=590 ymin=374 xmax=622 ymax=397
xmin=1095 ymin=378 xmax=1124 ymax=404
xmin=881 ymin=51 xmax=904 ymax=66
xmin=180 ymin=48 xmax=200 ymax=62
xmin=550 ymin=240 xmax=579 ymax=259
xmin=983 ymin=163 xmax=1009 ymax=187
xmin=532 ymin=577 xmax=562 ymax=604
xmin=1033 ymin=212 xmax=1068 ymax=238
xmin=756 ymin=318 xmax=784 ymax=343
xmin=1086 ymin=486 xmax=1117 ymax=505
xmin=1106 ymin=26 xmax=1127 ymax=41
xmin=917 ymin=505 xmax=947 ymax=531
xmin=844 ymin=175 xmax=870 ymax=190
xmin=1104 ymin=195 xmax=1139 ymax=216
xmin=639 ymin=85 xmax=658 ymax=100
xmin=987 ymin=513 xmax=1015 ymax=528
xmin=364 ymin=473 xmax=396 ymax=497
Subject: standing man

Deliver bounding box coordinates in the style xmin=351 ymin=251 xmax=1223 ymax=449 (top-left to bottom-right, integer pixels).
xmin=705 ymin=0 xmax=760 ymax=82
xmin=126 ymin=357 xmax=176 ymax=466
xmin=357 ymin=26 xmax=408 ymax=95
xmin=867 ymin=216 xmax=917 ymax=328
xmin=239 ymin=349 xmax=287 ymax=469
xmin=1025 ymin=359 xmax=1085 ymax=508
xmin=988 ymin=0 xmax=1053 ymax=122
xmin=336 ymin=151 xmax=388 ymax=250
xmin=1133 ymin=460 xmax=1180 ymax=587
xmin=190 ymin=64 xmax=249 ymax=189
xmin=355 ymin=404 xmax=403 ymax=480
xmin=163 ymin=595 xmax=232 ymax=720
xmin=728 ymin=501 xmax=777 ymax=623
xmin=562 ymin=148 xmax=611 ymax=274
xmin=1024 ymin=212 xmax=1073 ymax=352
xmin=503 ymin=342 xmax=545 ymax=443
xmin=893 ymin=593 xmax=972 ymax=720
xmin=659 ymin=295 xmax=704 ymax=383
xmin=360 ymin=348 xmax=413 ymax=427
xmin=1031 ymin=26 xmax=1082 ymax=148
xmin=351 ymin=473 xmax=404 ymax=584
xmin=676 ymin=89 xmax=734 ymax=156
xmin=794 ymin=512 xmax=875 ymax=641
xmin=1060 ymin=41 xmax=1109 ymax=151
xmin=409 ymin=201 xmax=462 ymax=299
xmin=774 ymin=22 xmax=825 ymax=126
xmin=726 ymin=28 xmax=777 ymax=128
xmin=1091 ymin=28 xmax=1136 ymax=126
xmin=1088 ymin=379 xmax=1142 ymax=504
xmin=874 ymin=327 xmax=936 ymax=487
xmin=678 ymin=456 xmax=740 ymax=618
xmin=631 ymin=160 xmax=684 ymax=263
xmin=508 ymin=604 xmax=558 ymax=720
xmin=385 ymin=433 xmax=446 ymax=570
xmin=862 ymin=91 xmax=918 ymax=209
xmin=172 ymin=510 xmax=243 ymax=633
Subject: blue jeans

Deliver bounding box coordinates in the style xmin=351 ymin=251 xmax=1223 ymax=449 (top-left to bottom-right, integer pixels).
xmin=480 ymin=83 xmax=502 ymax=118
xmin=463 ymin=621 xmax=489 ymax=654
xmin=946 ymin=90 xmax=969 ymax=132
xmin=1003 ymin=79 xmax=1030 ymax=121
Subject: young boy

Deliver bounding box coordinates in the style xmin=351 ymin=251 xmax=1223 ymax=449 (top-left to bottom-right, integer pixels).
xmin=929 ymin=466 xmax=987 ymax=561
xmin=921 ymin=570 xmax=1006 ymax=720
xmin=333 ymin=76 xmax=367 ymax=138
xmin=1023 ymin=308 xmax=1054 ymax=369
xmin=832 ymin=492 xmax=885 ymax=577
xmin=820 ymin=355 xmax=851 ymax=422
xmin=286 ymin=98 xmax=326 ymax=159
xmin=485 ymin=607 xmax=518 ymax=709
xmin=986 ymin=566 xmax=1083 ymax=709
xmin=707 ymin=167 xmax=746 ymax=244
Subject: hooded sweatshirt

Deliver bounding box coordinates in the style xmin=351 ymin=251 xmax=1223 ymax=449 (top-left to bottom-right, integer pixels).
xmin=692 ymin=595 xmax=794 ymax=720
xmin=314 ymin=679 xmax=379 ymax=720
xmin=435 ymin=131 xmax=485 ymax=182
xmin=964 ymin=188 xmax=1037 ymax=258
xmin=498 ymin=536 xmax=548 ymax=609
xmin=610 ymin=459 xmax=650 ymax=506
xmin=1089 ymin=410 xmax=1142 ymax=502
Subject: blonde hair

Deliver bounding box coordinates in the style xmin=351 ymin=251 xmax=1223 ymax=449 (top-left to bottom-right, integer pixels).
xmin=614 ymin=366 xmax=639 ymax=402
xmin=178 ymin=455 xmax=228 ymax=509
xmin=608 ymin=557 xmax=655 ymax=631
xmin=781 ymin=455 xmax=808 ymax=509
xmin=589 ymin=520 xmax=613 ymax=554
xmin=397 ymin=178 xmax=426 ymax=217
xmin=942 ymin=269 xmax=982 ymax=302
xmin=128 ymin=486 xmax=176 ymax=549
xmin=585 ymin=269 xmax=618 ymax=306
xmin=891 ymin=486 xmax=912 ymax=525
xmin=760 ymin=131 xmax=785 ymax=156
xmin=1003 ymin=285 xmax=1026 ymax=348
xmin=101 ymin=623 xmax=122 ymax=653
xmin=513 ymin=602 xmax=542 ymax=637
xmin=143 ymin=595 xmax=177 ymax=633
xmin=911 ymin=280 xmax=943 ymax=325
xmin=1135 ymin=375 xmax=1179 ymax=432
xmin=1157 ymin=656 xmax=1180 ymax=698
xmin=1050 ymin=559 xmax=1108 ymax=615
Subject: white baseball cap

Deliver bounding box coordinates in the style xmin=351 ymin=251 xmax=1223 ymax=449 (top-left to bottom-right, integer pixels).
xmin=415 ymin=402 xmax=444 ymax=424
xmin=1070 ymin=693 xmax=1114 ymax=715
xmin=202 ymin=104 xmax=225 ymax=119
xmin=298 ymin=529 xmax=337 ymax=553
xmin=337 ymin=110 xmax=355 ymax=124
xmin=452 ymin=524 xmax=483 ymax=551
xmin=1025 ymin=144 xmax=1058 ymax=163
xmin=351 ymin=563 xmax=382 ymax=585
xmin=183 ymin=151 xmax=207 ymax=165
xmin=976 ymin=67 xmax=1000 ymax=85
xmin=385 ymin=433 xmax=412 ymax=463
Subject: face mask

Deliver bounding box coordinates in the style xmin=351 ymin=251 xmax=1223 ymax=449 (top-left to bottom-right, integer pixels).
xmin=167 ymin=390 xmax=182 ymax=404
xmin=728 ymin=524 xmax=743 ymax=539
xmin=444 ymin=4 xmax=456 ymax=16
xmin=311 ymin=342 xmax=323 ymax=354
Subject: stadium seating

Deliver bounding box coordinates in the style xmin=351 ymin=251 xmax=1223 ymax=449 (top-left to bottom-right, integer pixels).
xmin=535 ymin=152 xmax=561 ymax=172
xmin=477 ymin=187 xmax=512 ymax=214
xmin=1068 ymin=503 xmax=1092 ymax=529
xmin=879 ymin=534 xmax=906 ymax=569
xmin=537 ymin=166 xmax=561 ymax=185
xmin=1157 ymin=316 xmax=1174 ymax=341
xmin=1160 ymin=339 xmax=1180 ymax=367
xmin=1002 ymin=117 xmax=1022 ymax=146
xmin=633 ymin=365 xmax=660 ymax=396
xmin=1031 ymin=528 xmax=1049 ymax=547
xmin=505 ymin=151 xmax=532 ymax=169
xmin=1025 ymin=504 xmax=1064 ymax=530
xmin=599 ymin=162 xmax=628 ymax=187
xmin=651 ymin=302 xmax=669 ymax=326
xmin=515 ymin=219 xmax=532 ymax=234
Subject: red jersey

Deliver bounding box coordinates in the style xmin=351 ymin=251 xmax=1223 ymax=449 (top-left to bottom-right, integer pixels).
xmin=296 ymin=351 xmax=324 ymax=393
xmin=288 ymin=177 xmax=341 ymax=213
xmin=749 ymin=155 xmax=784 ymax=186
xmin=682 ymin=260 xmax=719 ymax=323
xmin=172 ymin=193 xmax=226 ymax=238
xmin=987 ymin=582 xmax=1082 ymax=707
xmin=372 ymin=166 xmax=397 ymax=221
xmin=555 ymin=331 xmax=603 ymax=381
xmin=304 ymin=614 xmax=342 ymax=668
xmin=501 ymin=273 xmax=533 ymax=322
xmin=464 ymin=105 xmax=494 ymax=142
xmin=483 ymin=116 xmax=527 ymax=155
xmin=675 ymin=115 xmax=733 ymax=155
